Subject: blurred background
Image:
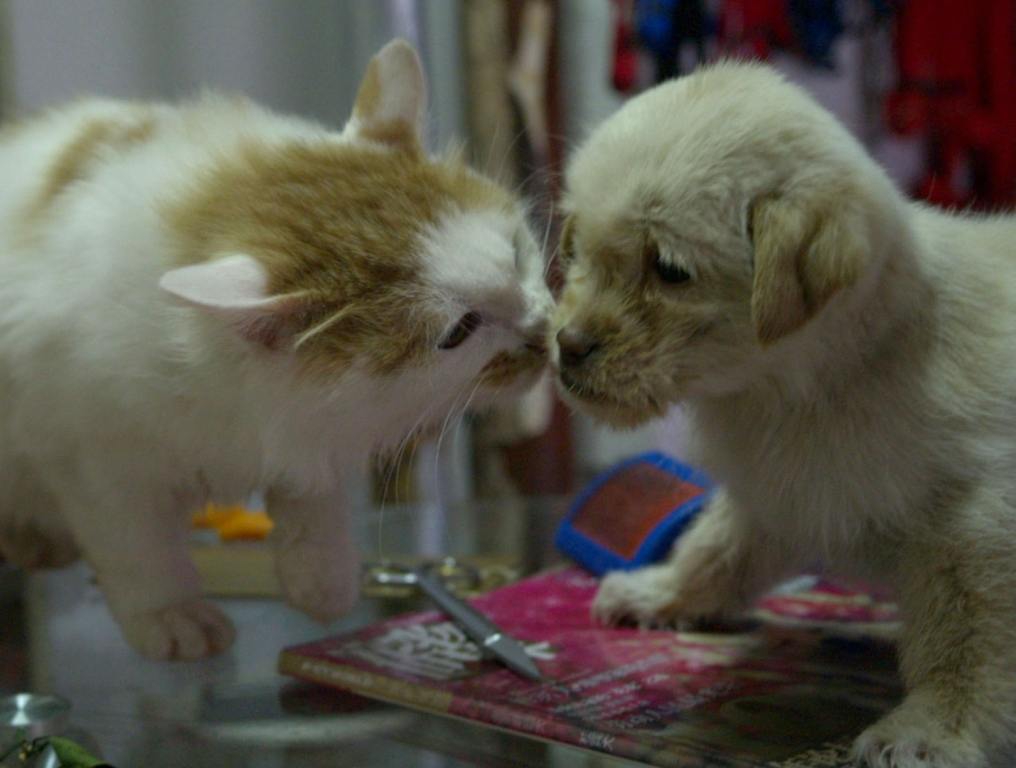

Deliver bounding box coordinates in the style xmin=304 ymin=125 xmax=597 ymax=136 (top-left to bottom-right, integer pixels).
xmin=0 ymin=4 xmax=1013 ymax=764
xmin=0 ymin=0 xmax=1012 ymax=509
xmin=0 ymin=6 xmax=1007 ymax=763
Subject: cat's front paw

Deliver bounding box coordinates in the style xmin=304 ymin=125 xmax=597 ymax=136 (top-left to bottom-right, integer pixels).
xmin=0 ymin=521 xmax=79 ymax=569
xmin=593 ymin=564 xmax=731 ymax=629
xmin=125 ymin=599 xmax=236 ymax=661
xmin=277 ymin=547 xmax=361 ymax=623
xmin=853 ymin=709 xmax=987 ymax=768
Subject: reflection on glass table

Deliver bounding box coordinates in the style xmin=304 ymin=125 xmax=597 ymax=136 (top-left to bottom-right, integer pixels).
xmin=7 ymin=497 xmax=644 ymax=767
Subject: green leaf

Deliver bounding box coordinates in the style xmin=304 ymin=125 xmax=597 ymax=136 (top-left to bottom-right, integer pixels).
xmin=47 ymin=736 xmax=106 ymax=767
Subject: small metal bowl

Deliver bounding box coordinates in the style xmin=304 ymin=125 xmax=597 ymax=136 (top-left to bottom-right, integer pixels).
xmin=0 ymin=693 xmax=70 ymax=742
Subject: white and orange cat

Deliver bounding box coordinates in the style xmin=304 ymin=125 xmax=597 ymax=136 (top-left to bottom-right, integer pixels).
xmin=0 ymin=40 xmax=552 ymax=660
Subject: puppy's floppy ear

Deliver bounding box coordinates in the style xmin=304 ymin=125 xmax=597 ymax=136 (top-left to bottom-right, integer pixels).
xmin=749 ymin=193 xmax=869 ymax=345
xmin=346 ymin=39 xmax=427 ymax=155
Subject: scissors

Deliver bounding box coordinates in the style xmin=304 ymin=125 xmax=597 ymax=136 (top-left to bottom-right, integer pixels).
xmin=363 ymin=559 xmax=542 ymax=681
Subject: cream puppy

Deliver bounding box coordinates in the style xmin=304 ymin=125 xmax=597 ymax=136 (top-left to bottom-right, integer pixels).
xmin=553 ymin=62 xmax=1016 ymax=768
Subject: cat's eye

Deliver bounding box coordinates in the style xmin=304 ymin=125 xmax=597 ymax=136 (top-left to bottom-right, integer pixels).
xmin=557 ymin=216 xmax=576 ymax=266
xmin=649 ymin=243 xmax=691 ymax=285
xmin=655 ymin=258 xmax=690 ymax=284
xmin=439 ymin=312 xmax=482 ymax=350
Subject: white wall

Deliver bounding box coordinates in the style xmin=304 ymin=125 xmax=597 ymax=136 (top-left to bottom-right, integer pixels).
xmin=5 ymin=0 xmax=464 ymax=148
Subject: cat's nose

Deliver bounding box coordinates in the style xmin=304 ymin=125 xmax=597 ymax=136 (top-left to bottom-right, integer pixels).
xmin=521 ymin=315 xmax=549 ymax=355
xmin=556 ymin=327 xmax=599 ymax=368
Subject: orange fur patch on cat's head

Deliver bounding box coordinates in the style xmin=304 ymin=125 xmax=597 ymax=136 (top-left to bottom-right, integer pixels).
xmin=26 ymin=109 xmax=155 ymax=225
xmin=160 ymin=40 xmax=552 ymax=399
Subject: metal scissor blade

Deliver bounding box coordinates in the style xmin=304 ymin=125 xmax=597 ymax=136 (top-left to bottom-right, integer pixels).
xmin=482 ymin=633 xmax=543 ymax=681
xmin=414 ymin=567 xmax=543 ymax=681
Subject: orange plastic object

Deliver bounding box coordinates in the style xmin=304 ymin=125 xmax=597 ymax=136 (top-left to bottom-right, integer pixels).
xmin=192 ymin=504 xmax=274 ymax=541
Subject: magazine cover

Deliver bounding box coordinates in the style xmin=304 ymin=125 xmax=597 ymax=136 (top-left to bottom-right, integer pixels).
xmin=279 ymin=568 xmax=902 ymax=767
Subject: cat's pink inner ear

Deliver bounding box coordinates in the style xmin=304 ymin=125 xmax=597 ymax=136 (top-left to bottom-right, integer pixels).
xmin=348 ymin=38 xmax=427 ymax=153
xmin=159 ymin=254 xmax=303 ymax=348
xmin=160 ymin=254 xmax=272 ymax=310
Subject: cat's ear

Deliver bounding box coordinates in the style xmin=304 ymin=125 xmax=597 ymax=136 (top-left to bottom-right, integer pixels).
xmin=159 ymin=254 xmax=307 ymax=349
xmin=346 ymin=38 xmax=427 ymax=154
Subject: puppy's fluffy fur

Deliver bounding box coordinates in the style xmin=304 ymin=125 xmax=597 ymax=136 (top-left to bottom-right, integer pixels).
xmin=554 ymin=62 xmax=1016 ymax=767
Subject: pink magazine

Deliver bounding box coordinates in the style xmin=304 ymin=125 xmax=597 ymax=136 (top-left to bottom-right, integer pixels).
xmin=279 ymin=568 xmax=902 ymax=767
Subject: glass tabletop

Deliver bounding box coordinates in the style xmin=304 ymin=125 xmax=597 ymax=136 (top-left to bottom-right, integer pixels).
xmin=2 ymin=497 xmax=642 ymax=767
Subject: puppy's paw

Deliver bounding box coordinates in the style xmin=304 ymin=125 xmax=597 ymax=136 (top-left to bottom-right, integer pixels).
xmin=127 ymin=599 xmax=236 ymax=661
xmin=853 ymin=712 xmax=987 ymax=768
xmin=277 ymin=547 xmax=361 ymax=623
xmin=593 ymin=565 xmax=721 ymax=629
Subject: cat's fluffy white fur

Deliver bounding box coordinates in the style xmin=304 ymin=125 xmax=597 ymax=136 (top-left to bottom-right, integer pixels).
xmin=0 ymin=41 xmax=551 ymax=660
xmin=554 ymin=62 xmax=1016 ymax=767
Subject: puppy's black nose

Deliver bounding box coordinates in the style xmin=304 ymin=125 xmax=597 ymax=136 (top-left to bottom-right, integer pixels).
xmin=557 ymin=327 xmax=599 ymax=367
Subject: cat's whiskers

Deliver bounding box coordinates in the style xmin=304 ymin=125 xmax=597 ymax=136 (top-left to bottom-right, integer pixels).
xmin=378 ymin=368 xmax=473 ymax=559
xmin=376 ymin=397 xmax=438 ymax=560
xmin=545 ymin=243 xmax=559 ymax=282
xmin=511 ymin=165 xmax=562 ymax=204
xmin=382 ymin=358 xmax=453 ymax=557
xmin=431 ymin=381 xmax=472 ymax=483
xmin=293 ymin=305 xmax=354 ymax=350
xmin=454 ymin=377 xmax=486 ymax=445
xmin=483 ymin=120 xmax=502 ymax=180
xmin=540 ymin=200 xmax=556 ymax=280
xmin=493 ymin=127 xmax=529 ymax=186
xmin=431 ymin=375 xmax=485 ymax=510
xmin=442 ymin=376 xmax=486 ymax=506
xmin=512 ymin=168 xmax=545 ymax=199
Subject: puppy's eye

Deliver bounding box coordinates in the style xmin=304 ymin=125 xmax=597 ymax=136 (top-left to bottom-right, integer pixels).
xmin=439 ymin=312 xmax=482 ymax=350
xmin=652 ymin=248 xmax=691 ymax=285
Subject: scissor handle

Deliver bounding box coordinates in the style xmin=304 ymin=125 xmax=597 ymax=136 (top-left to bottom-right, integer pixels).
xmin=361 ymin=558 xmax=482 ymax=593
